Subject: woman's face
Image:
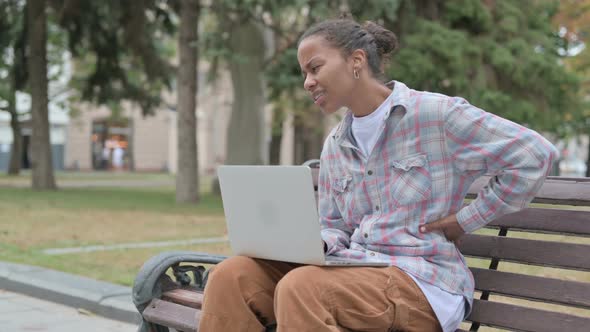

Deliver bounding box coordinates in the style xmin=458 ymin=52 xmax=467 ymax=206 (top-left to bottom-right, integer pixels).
xmin=297 ymin=36 xmax=356 ymax=114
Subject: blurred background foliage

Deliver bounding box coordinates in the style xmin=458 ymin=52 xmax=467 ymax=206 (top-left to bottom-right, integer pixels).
xmin=1 ymin=0 xmax=590 ymax=186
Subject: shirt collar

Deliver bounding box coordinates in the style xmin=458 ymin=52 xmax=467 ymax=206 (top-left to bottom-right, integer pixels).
xmin=385 ymin=80 xmax=412 ymax=110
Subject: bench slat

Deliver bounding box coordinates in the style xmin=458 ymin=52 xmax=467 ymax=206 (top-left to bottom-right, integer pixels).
xmin=467 ymin=177 xmax=590 ymax=206
xmin=458 ymin=234 xmax=590 ymax=270
xmin=471 ymin=267 xmax=590 ymax=308
xmin=142 ymin=299 xmax=199 ymax=332
xmin=162 ymin=288 xmax=204 ymax=309
xmin=487 ymin=208 xmax=590 ymax=236
xmin=467 ymin=299 xmax=590 ymax=331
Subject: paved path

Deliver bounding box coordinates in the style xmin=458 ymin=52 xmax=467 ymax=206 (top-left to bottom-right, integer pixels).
xmin=0 ymin=261 xmax=139 ymax=324
xmin=42 ymin=236 xmax=227 ymax=255
xmin=0 ymin=289 xmax=136 ymax=332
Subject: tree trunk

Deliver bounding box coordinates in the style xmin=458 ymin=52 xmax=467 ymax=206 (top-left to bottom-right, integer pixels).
xmin=175 ymin=0 xmax=199 ymax=203
xmin=225 ymin=20 xmax=268 ymax=166
xmin=293 ymin=115 xmax=305 ymax=165
xmin=306 ymin=110 xmax=324 ymax=161
xmin=269 ymin=132 xmax=282 ymax=165
xmin=127 ymin=119 xmax=135 ymax=171
xmin=7 ymin=81 xmax=22 ymax=175
xmin=27 ymin=0 xmax=56 ymax=190
xmin=268 ymin=108 xmax=284 ymax=165
xmin=293 ymin=111 xmax=324 ymax=165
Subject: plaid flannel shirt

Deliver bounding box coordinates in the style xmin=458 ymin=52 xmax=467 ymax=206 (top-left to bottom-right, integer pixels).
xmin=319 ymin=81 xmax=558 ymax=312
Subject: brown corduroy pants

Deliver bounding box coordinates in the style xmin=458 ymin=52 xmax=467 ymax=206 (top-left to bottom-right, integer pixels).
xmin=198 ymin=256 xmax=441 ymax=332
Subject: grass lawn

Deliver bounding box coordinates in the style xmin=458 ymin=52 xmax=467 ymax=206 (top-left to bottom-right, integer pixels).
xmin=0 ymin=184 xmax=231 ymax=286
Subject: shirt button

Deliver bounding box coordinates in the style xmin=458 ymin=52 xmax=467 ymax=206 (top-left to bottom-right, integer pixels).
xmin=375 ymin=205 xmax=380 ymax=211
xmin=367 ymin=170 xmax=373 ymax=175
xmin=364 ymin=233 xmax=368 ymax=238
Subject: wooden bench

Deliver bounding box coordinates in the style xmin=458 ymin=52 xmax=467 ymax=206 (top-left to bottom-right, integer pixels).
xmin=133 ymin=163 xmax=590 ymax=332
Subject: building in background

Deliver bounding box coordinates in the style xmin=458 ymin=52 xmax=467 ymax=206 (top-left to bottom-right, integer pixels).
xmin=64 ymin=68 xmax=238 ymax=174
xmin=0 ymin=92 xmax=69 ymax=172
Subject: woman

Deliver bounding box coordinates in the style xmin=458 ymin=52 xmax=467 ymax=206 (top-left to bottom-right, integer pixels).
xmin=199 ymin=18 xmax=558 ymax=332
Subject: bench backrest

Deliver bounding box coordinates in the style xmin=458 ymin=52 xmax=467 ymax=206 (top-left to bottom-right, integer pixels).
xmin=458 ymin=177 xmax=590 ymax=331
xmin=308 ymin=161 xmax=590 ymax=331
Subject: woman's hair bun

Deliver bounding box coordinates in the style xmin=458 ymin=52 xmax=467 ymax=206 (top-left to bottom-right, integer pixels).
xmin=362 ymin=21 xmax=398 ymax=58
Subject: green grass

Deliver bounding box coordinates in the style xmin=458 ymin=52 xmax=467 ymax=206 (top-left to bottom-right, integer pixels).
xmin=0 ymin=241 xmax=231 ymax=287
xmin=0 ymin=185 xmax=229 ymax=285
xmin=0 ymin=186 xmax=223 ymax=214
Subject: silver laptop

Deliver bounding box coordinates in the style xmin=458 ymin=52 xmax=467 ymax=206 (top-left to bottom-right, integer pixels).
xmin=217 ymin=165 xmax=388 ymax=267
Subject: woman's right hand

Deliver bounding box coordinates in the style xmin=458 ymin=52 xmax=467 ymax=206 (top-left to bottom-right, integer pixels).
xmin=419 ymin=214 xmax=465 ymax=244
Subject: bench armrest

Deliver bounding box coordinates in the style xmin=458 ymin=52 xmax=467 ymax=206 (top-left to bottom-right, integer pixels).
xmin=133 ymin=251 xmax=227 ymax=332
xmin=303 ymin=159 xmax=320 ymax=168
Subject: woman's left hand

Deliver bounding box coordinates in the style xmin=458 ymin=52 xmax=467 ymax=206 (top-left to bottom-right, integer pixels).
xmin=419 ymin=214 xmax=465 ymax=244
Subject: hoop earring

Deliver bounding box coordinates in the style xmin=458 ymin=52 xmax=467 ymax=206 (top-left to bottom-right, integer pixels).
xmin=353 ymin=69 xmax=360 ymax=79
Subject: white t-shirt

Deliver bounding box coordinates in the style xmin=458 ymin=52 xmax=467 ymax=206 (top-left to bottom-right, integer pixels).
xmin=351 ymin=92 xmax=465 ymax=332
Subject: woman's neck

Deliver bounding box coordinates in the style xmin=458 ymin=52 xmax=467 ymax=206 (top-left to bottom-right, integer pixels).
xmin=348 ymin=80 xmax=393 ymax=117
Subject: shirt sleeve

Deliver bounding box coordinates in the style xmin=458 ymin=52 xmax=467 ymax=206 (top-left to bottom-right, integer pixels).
xmin=318 ymin=138 xmax=353 ymax=255
xmin=443 ymin=97 xmax=559 ymax=234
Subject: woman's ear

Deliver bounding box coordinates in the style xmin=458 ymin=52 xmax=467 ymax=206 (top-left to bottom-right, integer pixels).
xmin=350 ymin=49 xmax=367 ymax=70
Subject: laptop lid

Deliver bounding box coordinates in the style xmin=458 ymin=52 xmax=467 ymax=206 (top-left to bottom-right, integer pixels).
xmin=217 ymin=165 xmax=327 ymax=265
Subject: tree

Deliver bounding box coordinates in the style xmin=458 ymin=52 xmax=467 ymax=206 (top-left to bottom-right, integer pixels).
xmin=200 ymin=0 xmax=339 ymax=169
xmin=1 ymin=1 xmax=177 ymax=185
xmin=270 ymin=0 xmax=581 ymax=135
xmin=5 ymin=59 xmax=23 ymax=176
xmin=388 ymin=0 xmax=581 ymax=134
xmin=199 ymin=1 xmax=273 ymax=193
xmin=28 ymin=0 xmax=56 ymax=189
xmin=53 ymin=0 xmax=175 ymax=115
xmin=1 ymin=0 xmax=71 ymax=177
xmin=201 ymin=2 xmax=274 ymax=168
xmin=176 ymin=0 xmax=200 ymax=203
xmin=0 ymin=0 xmax=27 ymax=175
xmin=225 ymin=19 xmax=269 ymax=166
xmin=54 ymin=1 xmax=202 ymax=197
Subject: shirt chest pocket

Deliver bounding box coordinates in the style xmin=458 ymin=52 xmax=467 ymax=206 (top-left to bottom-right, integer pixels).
xmin=332 ymin=175 xmax=352 ymax=193
xmin=331 ymin=174 xmax=354 ymax=216
xmin=389 ymin=154 xmax=432 ymax=206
